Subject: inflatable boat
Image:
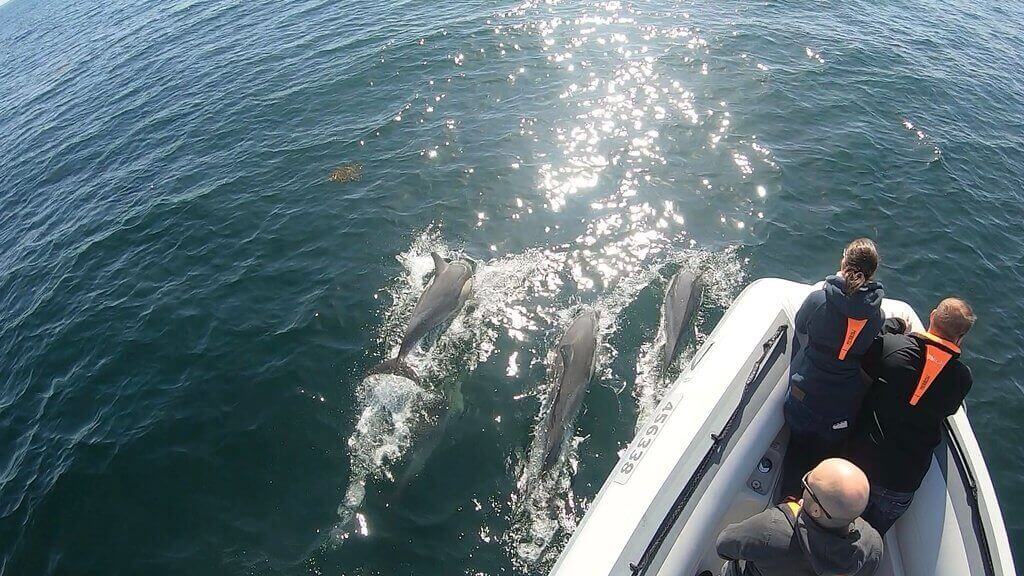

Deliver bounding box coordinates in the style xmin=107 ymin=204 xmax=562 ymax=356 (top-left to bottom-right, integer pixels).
xmin=551 ymin=278 xmax=1015 ymax=576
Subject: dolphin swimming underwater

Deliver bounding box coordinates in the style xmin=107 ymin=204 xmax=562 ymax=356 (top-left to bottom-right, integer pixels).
xmin=539 ymin=307 xmax=600 ymax=472
xmin=371 ymin=251 xmax=475 ymax=379
xmin=660 ymin=270 xmax=703 ymax=375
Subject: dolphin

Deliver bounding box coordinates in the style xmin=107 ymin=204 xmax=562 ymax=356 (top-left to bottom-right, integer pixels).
xmin=660 ymin=270 xmax=703 ymax=374
xmin=371 ymin=252 xmax=475 ymax=379
xmin=334 ymin=252 xmax=474 ymax=544
xmin=539 ymin=307 xmax=600 ymax=472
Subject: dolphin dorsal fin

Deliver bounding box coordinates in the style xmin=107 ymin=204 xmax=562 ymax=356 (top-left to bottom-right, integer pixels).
xmin=430 ymin=252 xmax=448 ymax=275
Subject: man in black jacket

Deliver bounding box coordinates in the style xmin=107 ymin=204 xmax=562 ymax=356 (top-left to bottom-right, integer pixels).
xmin=847 ymin=298 xmax=976 ymax=534
xmin=716 ymin=458 xmax=882 ymax=576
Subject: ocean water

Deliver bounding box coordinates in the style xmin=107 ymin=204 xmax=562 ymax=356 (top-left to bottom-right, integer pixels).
xmin=1 ymin=0 xmax=1022 ymax=574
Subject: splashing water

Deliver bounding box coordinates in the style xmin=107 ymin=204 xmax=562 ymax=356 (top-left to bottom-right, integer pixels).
xmin=504 ymin=245 xmax=745 ymax=570
xmin=507 ymin=427 xmax=588 ymax=572
xmin=335 ymin=225 xmax=746 ymax=562
xmin=333 ymin=373 xmax=436 ymax=541
xmin=336 ymin=230 xmax=585 ymax=543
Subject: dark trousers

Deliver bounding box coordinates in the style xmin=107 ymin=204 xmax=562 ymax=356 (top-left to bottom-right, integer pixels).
xmin=780 ymin=431 xmax=837 ymax=499
xmin=780 ymin=394 xmax=850 ymax=499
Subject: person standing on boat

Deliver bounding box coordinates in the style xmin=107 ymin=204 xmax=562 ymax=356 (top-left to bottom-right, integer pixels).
xmin=716 ymin=458 xmax=882 ymax=576
xmin=846 ymin=298 xmax=976 ymax=534
xmin=781 ymin=239 xmax=885 ymax=497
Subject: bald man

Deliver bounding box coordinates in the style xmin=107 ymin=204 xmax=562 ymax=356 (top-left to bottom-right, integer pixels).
xmin=716 ymin=458 xmax=882 ymax=576
xmin=847 ymin=298 xmax=976 ymax=533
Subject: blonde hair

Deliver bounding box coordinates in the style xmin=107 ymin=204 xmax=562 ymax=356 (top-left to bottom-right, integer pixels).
xmin=932 ymin=298 xmax=976 ymax=341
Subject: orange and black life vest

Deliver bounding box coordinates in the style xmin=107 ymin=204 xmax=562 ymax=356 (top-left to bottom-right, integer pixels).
xmin=837 ymin=318 xmax=869 ymax=360
xmin=908 ymin=332 xmax=961 ymax=406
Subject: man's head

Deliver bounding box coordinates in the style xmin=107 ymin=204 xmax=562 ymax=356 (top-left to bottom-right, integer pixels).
xmin=801 ymin=458 xmax=871 ymax=529
xmin=928 ymin=298 xmax=976 ymax=345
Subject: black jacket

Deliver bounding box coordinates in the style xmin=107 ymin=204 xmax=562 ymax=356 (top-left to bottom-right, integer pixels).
xmin=848 ymin=318 xmax=973 ymax=493
xmin=788 ymin=276 xmax=885 ymax=424
xmin=716 ymin=503 xmax=882 ymax=576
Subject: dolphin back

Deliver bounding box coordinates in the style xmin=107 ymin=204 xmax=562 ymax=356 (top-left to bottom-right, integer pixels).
xmin=540 ymin=308 xmax=600 ymax=472
xmin=398 ymin=252 xmax=475 ymax=359
xmin=661 ymin=270 xmax=703 ymax=371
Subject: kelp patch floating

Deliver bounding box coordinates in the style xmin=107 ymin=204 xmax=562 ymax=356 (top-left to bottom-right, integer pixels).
xmin=329 ymin=163 xmax=363 ymax=183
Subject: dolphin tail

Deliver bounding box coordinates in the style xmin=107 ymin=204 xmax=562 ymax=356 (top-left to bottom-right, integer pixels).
xmin=368 ymin=358 xmax=420 ymax=383
xmin=330 ymin=475 xmax=367 ymax=544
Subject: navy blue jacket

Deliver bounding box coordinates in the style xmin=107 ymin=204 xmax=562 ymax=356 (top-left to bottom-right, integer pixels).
xmin=788 ymin=276 xmax=884 ymax=430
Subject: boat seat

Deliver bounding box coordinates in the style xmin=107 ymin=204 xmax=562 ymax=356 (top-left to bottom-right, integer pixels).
xmin=875 ymin=531 xmax=905 ymax=576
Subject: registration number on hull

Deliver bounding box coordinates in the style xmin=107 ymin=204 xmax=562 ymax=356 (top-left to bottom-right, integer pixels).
xmin=613 ymin=388 xmax=684 ymax=485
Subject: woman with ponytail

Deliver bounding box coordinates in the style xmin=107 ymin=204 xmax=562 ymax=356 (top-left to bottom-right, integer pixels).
xmin=780 ymin=239 xmax=884 ymax=497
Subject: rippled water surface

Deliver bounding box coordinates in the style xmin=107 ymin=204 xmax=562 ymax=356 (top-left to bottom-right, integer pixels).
xmin=1 ymin=0 xmax=1022 ymax=574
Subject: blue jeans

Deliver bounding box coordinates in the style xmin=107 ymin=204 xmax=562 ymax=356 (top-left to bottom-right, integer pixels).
xmin=862 ymin=484 xmax=915 ymax=535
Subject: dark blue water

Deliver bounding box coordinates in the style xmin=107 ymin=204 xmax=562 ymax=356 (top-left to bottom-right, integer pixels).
xmin=1 ymin=0 xmax=1021 ymax=574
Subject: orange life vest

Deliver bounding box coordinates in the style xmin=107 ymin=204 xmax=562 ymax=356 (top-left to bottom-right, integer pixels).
xmin=837 ymin=318 xmax=868 ymax=360
xmin=908 ymin=332 xmax=961 ymax=406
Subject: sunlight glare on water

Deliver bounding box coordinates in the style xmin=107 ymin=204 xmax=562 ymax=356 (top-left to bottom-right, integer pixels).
xmin=1 ymin=0 xmax=1022 ymax=573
